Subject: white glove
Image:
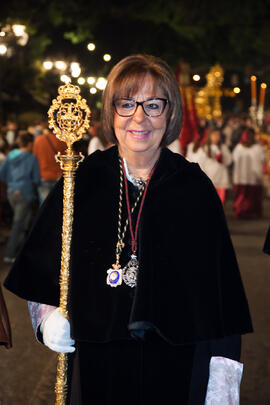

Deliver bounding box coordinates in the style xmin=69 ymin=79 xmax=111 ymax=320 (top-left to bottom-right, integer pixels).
xmin=41 ymin=307 xmax=75 ymax=353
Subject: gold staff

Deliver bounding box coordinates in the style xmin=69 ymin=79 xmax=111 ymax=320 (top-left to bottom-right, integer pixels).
xmin=48 ymin=83 xmax=91 ymax=405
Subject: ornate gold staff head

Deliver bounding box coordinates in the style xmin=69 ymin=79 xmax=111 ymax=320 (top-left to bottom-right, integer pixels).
xmin=48 ymin=83 xmax=91 ymax=155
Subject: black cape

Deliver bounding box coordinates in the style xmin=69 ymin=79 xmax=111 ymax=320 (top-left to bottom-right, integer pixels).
xmin=4 ymin=146 xmax=252 ymax=345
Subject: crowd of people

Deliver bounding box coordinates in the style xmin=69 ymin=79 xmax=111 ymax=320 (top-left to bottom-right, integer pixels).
xmin=0 ymin=106 xmax=269 ymax=264
xmin=0 ymin=120 xmax=90 ymax=263
xmin=182 ymin=115 xmax=267 ymax=219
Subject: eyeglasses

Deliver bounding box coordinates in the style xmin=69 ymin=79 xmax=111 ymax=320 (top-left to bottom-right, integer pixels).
xmin=114 ymin=97 xmax=168 ymax=117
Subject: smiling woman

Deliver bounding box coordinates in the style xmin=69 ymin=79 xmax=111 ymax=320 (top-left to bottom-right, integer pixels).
xmin=4 ymin=54 xmax=252 ymax=405
xmin=102 ymin=54 xmax=182 ymax=147
xmin=113 ymin=76 xmax=168 ymax=175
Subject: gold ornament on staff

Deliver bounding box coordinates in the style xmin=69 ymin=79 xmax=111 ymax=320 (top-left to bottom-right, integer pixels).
xmin=48 ymin=83 xmax=91 ymax=405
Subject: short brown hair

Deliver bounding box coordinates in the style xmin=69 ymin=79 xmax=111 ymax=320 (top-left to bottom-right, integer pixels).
xmin=241 ymin=127 xmax=256 ymax=148
xmin=101 ymin=54 xmax=182 ymax=146
xmin=17 ymin=132 xmax=34 ymax=148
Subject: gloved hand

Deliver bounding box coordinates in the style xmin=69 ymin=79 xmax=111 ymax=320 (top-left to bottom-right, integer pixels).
xmin=41 ymin=307 xmax=75 ymax=353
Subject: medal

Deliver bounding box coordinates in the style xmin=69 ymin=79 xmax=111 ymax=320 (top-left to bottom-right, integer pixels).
xmin=123 ymin=254 xmax=139 ymax=288
xmin=107 ymin=264 xmax=123 ymax=287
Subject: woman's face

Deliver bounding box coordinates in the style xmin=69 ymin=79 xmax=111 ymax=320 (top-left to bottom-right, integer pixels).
xmin=113 ymin=75 xmax=168 ymax=158
xmin=210 ymin=130 xmax=220 ymax=145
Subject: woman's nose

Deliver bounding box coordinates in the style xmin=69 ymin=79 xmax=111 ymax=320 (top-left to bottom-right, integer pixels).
xmin=132 ymin=104 xmax=146 ymax=123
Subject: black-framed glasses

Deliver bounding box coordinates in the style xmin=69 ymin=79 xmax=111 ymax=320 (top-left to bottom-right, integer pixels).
xmin=114 ymin=97 xmax=168 ymax=117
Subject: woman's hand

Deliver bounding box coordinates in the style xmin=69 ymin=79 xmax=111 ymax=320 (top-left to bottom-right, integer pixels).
xmin=41 ymin=307 xmax=75 ymax=353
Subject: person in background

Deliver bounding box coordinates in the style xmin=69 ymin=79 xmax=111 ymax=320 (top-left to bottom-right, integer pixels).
xmin=32 ymin=120 xmax=49 ymax=138
xmin=186 ymin=130 xmax=207 ymax=165
xmin=0 ymin=132 xmax=40 ymax=263
xmin=88 ymin=123 xmax=111 ymax=155
xmin=0 ymin=137 xmax=7 ymax=166
xmin=232 ymin=127 xmax=265 ymax=219
xmin=167 ymin=136 xmax=181 ymax=154
xmin=200 ymin=128 xmax=232 ymax=206
xmin=5 ymin=121 xmax=18 ymax=147
xmin=33 ymin=130 xmax=66 ymax=204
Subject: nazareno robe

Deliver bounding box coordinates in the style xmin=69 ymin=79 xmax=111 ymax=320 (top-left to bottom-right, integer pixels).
xmin=4 ymin=146 xmax=252 ymax=404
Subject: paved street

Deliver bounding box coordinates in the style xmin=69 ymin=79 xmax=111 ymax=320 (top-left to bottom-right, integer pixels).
xmin=0 ymin=196 xmax=269 ymax=404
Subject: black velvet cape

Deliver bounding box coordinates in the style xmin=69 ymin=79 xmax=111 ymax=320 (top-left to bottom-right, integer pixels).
xmin=4 ymin=146 xmax=252 ymax=345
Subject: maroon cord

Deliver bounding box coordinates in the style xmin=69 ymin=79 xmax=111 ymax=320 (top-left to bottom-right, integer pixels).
xmin=121 ymin=158 xmax=156 ymax=253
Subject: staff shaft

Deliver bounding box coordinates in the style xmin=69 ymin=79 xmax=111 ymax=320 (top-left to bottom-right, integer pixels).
xmin=55 ymin=163 xmax=79 ymax=405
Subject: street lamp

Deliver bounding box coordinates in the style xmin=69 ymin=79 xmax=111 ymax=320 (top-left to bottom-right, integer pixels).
xmin=96 ymin=77 xmax=107 ymax=90
xmin=193 ymin=74 xmax=200 ymax=82
xmin=71 ymin=62 xmax=81 ymax=78
xmin=0 ymin=44 xmax=7 ymax=55
xmin=43 ymin=60 xmax=53 ymax=70
xmin=60 ymin=74 xmax=71 ymax=84
xmin=87 ymin=43 xmax=96 ymax=51
xmin=12 ymin=24 xmax=26 ymax=37
xmin=55 ymin=61 xmax=67 ymax=70
xmin=78 ymin=77 xmax=86 ymax=85
xmin=103 ymin=54 xmax=111 ymax=62
xmin=233 ymin=87 xmax=241 ymax=94
xmin=12 ymin=24 xmax=28 ymax=46
xmin=87 ymin=77 xmax=96 ymax=85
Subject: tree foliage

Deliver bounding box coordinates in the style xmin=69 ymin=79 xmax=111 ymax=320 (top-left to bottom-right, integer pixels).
xmin=2 ymin=0 xmax=270 ymax=67
xmin=1 ymin=0 xmax=270 ymax=118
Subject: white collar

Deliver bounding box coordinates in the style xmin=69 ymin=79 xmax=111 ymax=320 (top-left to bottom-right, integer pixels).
xmin=123 ymin=158 xmax=146 ymax=189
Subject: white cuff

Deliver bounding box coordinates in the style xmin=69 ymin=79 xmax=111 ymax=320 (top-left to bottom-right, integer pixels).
xmin=204 ymin=356 xmax=243 ymax=405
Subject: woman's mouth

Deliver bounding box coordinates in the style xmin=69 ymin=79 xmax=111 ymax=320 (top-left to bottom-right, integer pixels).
xmin=128 ymin=130 xmax=151 ymax=139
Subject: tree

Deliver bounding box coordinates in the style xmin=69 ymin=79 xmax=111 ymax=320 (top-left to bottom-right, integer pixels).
xmin=1 ymin=0 xmax=270 ymax=118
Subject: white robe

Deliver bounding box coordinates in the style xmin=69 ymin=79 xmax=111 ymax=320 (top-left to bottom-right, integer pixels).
xmin=88 ymin=137 xmax=107 ymax=155
xmin=187 ymin=143 xmax=232 ymax=189
xmin=232 ymin=143 xmax=265 ymax=185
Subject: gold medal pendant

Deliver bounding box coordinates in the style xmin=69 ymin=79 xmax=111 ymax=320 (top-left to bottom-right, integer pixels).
xmin=123 ymin=254 xmax=139 ymax=288
xmin=107 ymin=264 xmax=123 ymax=287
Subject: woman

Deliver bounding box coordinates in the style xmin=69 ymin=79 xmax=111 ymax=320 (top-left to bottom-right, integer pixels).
xmin=233 ymin=127 xmax=265 ymax=219
xmin=4 ymin=55 xmax=252 ymax=404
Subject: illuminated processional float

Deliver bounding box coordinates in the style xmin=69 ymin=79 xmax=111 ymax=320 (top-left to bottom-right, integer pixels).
xmin=176 ymin=62 xmax=269 ymax=156
xmin=48 ymin=83 xmax=91 ymax=405
xmin=176 ymin=61 xmax=224 ymax=155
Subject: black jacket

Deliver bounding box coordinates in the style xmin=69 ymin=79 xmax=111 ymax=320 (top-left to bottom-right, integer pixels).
xmin=4 ymin=146 xmax=253 ymax=344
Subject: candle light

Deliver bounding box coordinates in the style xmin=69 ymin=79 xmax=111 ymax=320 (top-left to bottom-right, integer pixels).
xmin=259 ymin=83 xmax=267 ymax=106
xmin=251 ymin=75 xmax=257 ymax=101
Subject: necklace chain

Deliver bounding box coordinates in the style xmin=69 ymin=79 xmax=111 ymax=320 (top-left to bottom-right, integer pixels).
xmin=114 ymin=157 xmax=145 ymax=266
xmin=123 ymin=159 xmax=154 ymax=253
